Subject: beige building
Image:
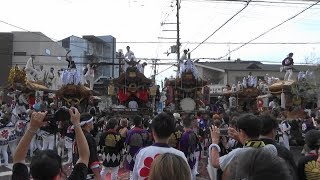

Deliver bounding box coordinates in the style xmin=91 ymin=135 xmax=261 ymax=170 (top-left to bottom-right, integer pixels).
xmin=195 ymin=60 xmax=317 ymax=95
xmin=12 ymin=31 xmax=67 ymax=72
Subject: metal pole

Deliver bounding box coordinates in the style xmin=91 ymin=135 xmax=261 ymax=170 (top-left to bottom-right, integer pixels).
xmin=176 ymin=0 xmax=180 ymax=71
xmin=153 ymin=59 xmax=157 ymax=113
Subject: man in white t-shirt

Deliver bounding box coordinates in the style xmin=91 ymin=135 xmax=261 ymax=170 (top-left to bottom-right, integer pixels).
xmin=132 ymin=112 xmax=190 ymax=180
xmin=209 ymin=114 xmax=277 ymax=173
xmin=124 ymin=46 xmax=135 ymax=61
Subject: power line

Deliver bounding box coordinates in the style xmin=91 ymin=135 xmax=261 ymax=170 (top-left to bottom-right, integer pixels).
xmin=155 ymin=65 xmax=175 ymax=76
xmin=218 ymin=0 xmax=320 ymax=59
xmin=189 ymin=0 xmax=252 ymax=53
xmin=3 ymin=40 xmax=320 ymax=44
xmin=190 ymin=0 xmax=320 ymax=6
xmin=1 ymin=52 xmax=320 ymax=63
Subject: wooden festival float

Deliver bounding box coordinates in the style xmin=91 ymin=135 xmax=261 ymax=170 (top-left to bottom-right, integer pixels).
xmin=267 ymin=80 xmax=313 ymax=119
xmin=108 ymin=66 xmax=155 ymax=117
xmin=55 ymin=69 xmax=92 ymax=112
xmin=223 ymin=84 xmax=261 ymax=113
xmin=4 ymin=66 xmax=50 ymax=105
xmin=164 ymin=70 xmax=208 ymax=112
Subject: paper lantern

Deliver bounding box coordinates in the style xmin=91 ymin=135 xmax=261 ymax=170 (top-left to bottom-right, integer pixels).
xmin=150 ymin=85 xmax=157 ymax=96
xmin=108 ymin=84 xmax=114 ymax=95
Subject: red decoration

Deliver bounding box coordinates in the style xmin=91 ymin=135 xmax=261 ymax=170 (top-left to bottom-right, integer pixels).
xmin=118 ymin=89 xmax=130 ymax=103
xmin=167 ymin=86 xmax=174 ymax=104
xmin=1 ymin=130 xmax=9 ymax=139
xmin=136 ymin=89 xmax=149 ymax=102
xmin=139 ymin=154 xmax=160 ymax=180
xmin=29 ymin=96 xmax=35 ymax=108
xmin=118 ymin=89 xmax=149 ymax=103
xmin=257 ymin=99 xmax=263 ymax=111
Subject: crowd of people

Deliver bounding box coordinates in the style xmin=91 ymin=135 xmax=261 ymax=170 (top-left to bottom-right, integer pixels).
xmin=0 ymin=98 xmax=319 ymax=180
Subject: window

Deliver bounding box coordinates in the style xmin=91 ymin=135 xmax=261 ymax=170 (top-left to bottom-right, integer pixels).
xmin=45 ymin=49 xmax=51 ymax=55
xmin=13 ymin=52 xmax=26 ymax=56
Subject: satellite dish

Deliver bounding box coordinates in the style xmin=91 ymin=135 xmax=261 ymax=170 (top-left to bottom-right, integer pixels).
xmin=57 ymin=57 xmax=61 ymax=61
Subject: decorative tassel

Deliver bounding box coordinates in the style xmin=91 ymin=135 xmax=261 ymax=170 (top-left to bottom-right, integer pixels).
xmin=281 ymin=92 xmax=285 ymax=109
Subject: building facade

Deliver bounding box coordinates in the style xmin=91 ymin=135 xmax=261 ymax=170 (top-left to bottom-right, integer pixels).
xmin=0 ymin=33 xmax=13 ymax=87
xmin=60 ymin=35 xmax=88 ymax=71
xmin=60 ymin=35 xmax=118 ymax=94
xmin=12 ymin=31 xmax=67 ymax=71
xmin=0 ymin=32 xmax=67 ymax=87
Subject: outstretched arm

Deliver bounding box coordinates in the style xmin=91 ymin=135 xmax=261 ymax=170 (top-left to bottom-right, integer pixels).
xmin=209 ymin=125 xmax=221 ymax=168
xmin=69 ymin=108 xmax=90 ymax=166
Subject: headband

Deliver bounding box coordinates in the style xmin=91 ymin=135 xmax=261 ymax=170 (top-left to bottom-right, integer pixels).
xmin=71 ymin=117 xmax=93 ymax=129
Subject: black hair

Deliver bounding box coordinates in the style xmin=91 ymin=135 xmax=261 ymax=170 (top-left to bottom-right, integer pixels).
xmin=143 ymin=118 xmax=150 ymax=129
xmin=259 ymin=114 xmax=278 ymax=135
xmin=227 ymin=148 xmax=292 ymax=180
xmin=0 ymin=114 xmax=10 ymax=125
xmin=30 ymin=150 xmax=65 ymax=179
xmin=151 ymin=112 xmax=175 ymax=139
xmin=213 ymin=120 xmax=221 ymax=127
xmin=305 ymin=130 xmax=320 ymax=150
xmin=229 ymin=118 xmax=237 ymax=127
xmin=80 ymin=113 xmax=92 ymax=121
xmin=236 ymin=114 xmax=261 ymax=138
xmin=80 ymin=113 xmax=93 ymax=127
xmin=106 ymin=118 xmax=119 ymax=130
xmin=182 ymin=114 xmax=193 ymax=128
xmin=132 ymin=115 xmax=143 ymax=126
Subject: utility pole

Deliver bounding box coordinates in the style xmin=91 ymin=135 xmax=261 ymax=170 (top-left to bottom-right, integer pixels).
xmin=153 ymin=59 xmax=157 ymax=82
xmin=176 ymin=0 xmax=181 ymax=72
xmin=152 ymin=59 xmax=158 ymax=113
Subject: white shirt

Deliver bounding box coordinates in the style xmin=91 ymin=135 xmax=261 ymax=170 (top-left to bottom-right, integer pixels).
xmin=132 ymin=144 xmax=189 ymax=180
xmin=180 ymin=53 xmax=187 ymax=61
xmin=219 ymin=144 xmax=277 ymax=171
xmin=25 ymin=58 xmax=35 ymax=73
xmin=269 ymin=101 xmax=276 ymax=109
xmin=18 ymin=94 xmax=28 ymax=105
xmin=137 ymin=63 xmax=145 ymax=74
xmin=36 ymin=69 xmax=46 ymax=81
xmin=124 ymin=50 xmax=135 ymax=60
xmin=280 ymin=121 xmax=291 ymax=135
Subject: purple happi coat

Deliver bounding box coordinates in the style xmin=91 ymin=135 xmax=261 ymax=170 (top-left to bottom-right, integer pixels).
xmin=124 ymin=127 xmax=149 ymax=171
xmin=180 ymin=130 xmax=199 ymax=169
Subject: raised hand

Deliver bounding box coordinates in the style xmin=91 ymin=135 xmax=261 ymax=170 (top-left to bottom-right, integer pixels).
xmin=69 ymin=107 xmax=80 ymax=125
xmin=30 ymin=111 xmax=47 ymax=130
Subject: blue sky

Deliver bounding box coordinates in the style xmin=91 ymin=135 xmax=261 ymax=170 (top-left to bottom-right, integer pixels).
xmin=0 ymin=0 xmax=319 ymax=82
